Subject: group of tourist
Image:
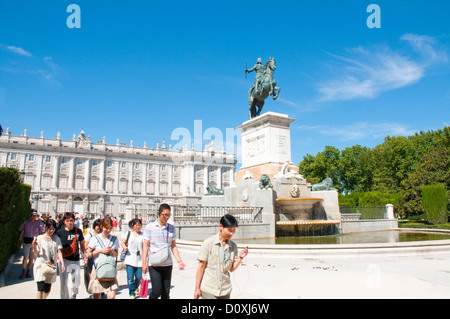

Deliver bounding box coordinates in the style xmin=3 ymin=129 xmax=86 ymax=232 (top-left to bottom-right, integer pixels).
xmin=17 ymin=203 xmax=249 ymax=299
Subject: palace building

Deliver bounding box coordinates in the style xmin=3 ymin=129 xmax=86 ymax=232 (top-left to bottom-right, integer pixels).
xmin=0 ymin=127 xmax=236 ymax=217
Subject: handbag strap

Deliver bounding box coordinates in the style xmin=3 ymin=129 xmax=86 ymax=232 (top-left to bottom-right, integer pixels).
xmin=95 ymin=235 xmax=116 ymax=248
xmin=71 ymin=228 xmax=78 ymax=251
xmin=94 ymin=235 xmax=117 ymax=268
xmin=125 ymin=231 xmax=131 ymax=247
xmin=165 ymin=225 xmax=170 ymax=244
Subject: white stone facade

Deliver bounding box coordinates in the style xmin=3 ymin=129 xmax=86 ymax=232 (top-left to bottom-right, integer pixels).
xmin=0 ymin=128 xmax=236 ymax=217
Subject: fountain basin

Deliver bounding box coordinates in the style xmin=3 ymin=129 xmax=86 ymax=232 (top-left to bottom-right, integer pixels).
xmin=276 ymin=197 xmax=328 ymax=226
xmin=276 ymin=198 xmax=324 ymax=211
xmin=276 ymin=220 xmax=340 ymax=226
xmin=276 ymin=197 xmax=325 ymax=221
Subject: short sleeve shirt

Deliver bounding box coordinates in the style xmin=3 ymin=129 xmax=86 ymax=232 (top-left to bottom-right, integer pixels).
xmin=55 ymin=227 xmax=85 ymax=261
xmin=143 ymin=221 xmax=176 ymax=267
xmin=35 ymin=234 xmax=63 ymax=264
xmin=197 ymin=233 xmax=238 ymax=297
xmin=34 ymin=234 xmax=63 ymax=283
xmin=19 ymin=219 xmax=45 ymax=239
xmin=122 ymin=231 xmax=145 ymax=267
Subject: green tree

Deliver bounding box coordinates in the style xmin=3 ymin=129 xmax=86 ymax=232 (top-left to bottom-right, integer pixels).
xmin=372 ymin=135 xmax=419 ymax=193
xmin=299 ymin=146 xmax=341 ymax=190
xmin=339 ymin=145 xmax=374 ymax=194
xmin=412 ymin=126 xmax=450 ymax=155
xmin=298 ymin=153 xmax=320 ymax=185
xmin=297 ymin=125 xmax=449 ymax=210
xmin=372 ymin=127 xmax=449 ymax=194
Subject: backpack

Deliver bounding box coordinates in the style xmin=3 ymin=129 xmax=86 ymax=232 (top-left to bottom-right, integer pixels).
xmin=94 ymin=235 xmax=117 ymax=282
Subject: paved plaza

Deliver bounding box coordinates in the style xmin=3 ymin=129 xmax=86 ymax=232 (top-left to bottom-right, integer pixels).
xmin=1 ymin=230 xmax=450 ymax=299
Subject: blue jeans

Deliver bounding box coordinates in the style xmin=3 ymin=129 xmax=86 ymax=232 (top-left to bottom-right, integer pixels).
xmin=126 ymin=265 xmax=142 ymax=296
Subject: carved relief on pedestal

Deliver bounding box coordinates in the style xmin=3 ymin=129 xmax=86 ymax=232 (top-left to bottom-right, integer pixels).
xmin=246 ymin=134 xmax=265 ymax=158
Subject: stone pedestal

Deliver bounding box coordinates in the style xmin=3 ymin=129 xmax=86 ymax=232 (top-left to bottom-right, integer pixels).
xmin=236 ymin=112 xmax=295 ymax=183
xmin=386 ymin=204 xmax=395 ymax=219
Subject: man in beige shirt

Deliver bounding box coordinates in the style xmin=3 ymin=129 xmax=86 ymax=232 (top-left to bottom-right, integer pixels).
xmin=194 ymin=214 xmax=248 ymax=299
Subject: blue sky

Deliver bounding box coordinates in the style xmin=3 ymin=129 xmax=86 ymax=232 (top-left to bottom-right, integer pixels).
xmin=1 ymin=0 xmax=449 ymax=168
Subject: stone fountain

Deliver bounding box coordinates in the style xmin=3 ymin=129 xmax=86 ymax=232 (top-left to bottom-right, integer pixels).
xmin=204 ymin=61 xmax=341 ymax=238
xmin=272 ymin=164 xmax=341 ymax=237
xmin=202 ymin=111 xmax=341 ymax=238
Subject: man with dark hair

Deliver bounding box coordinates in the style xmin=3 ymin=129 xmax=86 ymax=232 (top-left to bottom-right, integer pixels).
xmin=142 ymin=203 xmax=185 ymax=299
xmin=56 ymin=212 xmax=86 ymax=299
xmin=219 ymin=214 xmax=239 ymax=228
xmin=194 ymin=214 xmax=248 ymax=299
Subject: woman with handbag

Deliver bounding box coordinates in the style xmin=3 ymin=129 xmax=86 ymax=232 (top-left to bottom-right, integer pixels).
xmin=87 ymin=217 xmax=120 ymax=299
xmin=142 ymin=203 xmax=185 ymax=299
xmin=32 ymin=219 xmax=65 ymax=299
xmin=121 ymin=218 xmax=144 ymax=298
xmin=83 ymin=218 xmax=102 ymax=294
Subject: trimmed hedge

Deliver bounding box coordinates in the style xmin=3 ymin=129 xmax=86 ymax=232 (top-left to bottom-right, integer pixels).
xmin=339 ymin=191 xmax=401 ymax=207
xmin=0 ymin=168 xmax=31 ymax=273
xmin=422 ymin=183 xmax=448 ymax=225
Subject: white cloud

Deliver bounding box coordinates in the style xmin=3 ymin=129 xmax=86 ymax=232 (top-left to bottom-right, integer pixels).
xmin=2 ymin=44 xmax=33 ymax=57
xmin=296 ymin=122 xmax=416 ymax=141
xmin=401 ymin=33 xmax=448 ymax=65
xmin=316 ymin=34 xmax=447 ymax=102
xmin=277 ymin=97 xmax=315 ymax=112
xmin=0 ymin=44 xmax=63 ymax=86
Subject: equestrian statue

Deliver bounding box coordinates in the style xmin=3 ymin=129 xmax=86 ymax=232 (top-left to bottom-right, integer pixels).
xmin=245 ymin=57 xmax=280 ymax=119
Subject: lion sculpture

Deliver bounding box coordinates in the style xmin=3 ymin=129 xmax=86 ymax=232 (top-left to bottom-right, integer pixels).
xmin=205 ymin=184 xmax=224 ymax=195
xmin=311 ymin=177 xmax=336 ymax=191
xmin=259 ymin=174 xmax=273 ymax=189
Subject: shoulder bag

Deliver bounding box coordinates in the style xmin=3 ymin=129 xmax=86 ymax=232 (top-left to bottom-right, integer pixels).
xmin=149 ymin=225 xmax=172 ymax=266
xmin=61 ymin=228 xmax=78 ymax=258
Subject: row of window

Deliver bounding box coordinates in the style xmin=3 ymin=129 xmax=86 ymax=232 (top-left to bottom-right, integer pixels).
xmin=7 ymin=153 xmax=180 ymax=171
xmin=27 ymin=174 xmax=184 ymax=194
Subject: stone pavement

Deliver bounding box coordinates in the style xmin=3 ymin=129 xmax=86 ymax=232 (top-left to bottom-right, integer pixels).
xmin=2 ymin=230 xmax=450 ymax=299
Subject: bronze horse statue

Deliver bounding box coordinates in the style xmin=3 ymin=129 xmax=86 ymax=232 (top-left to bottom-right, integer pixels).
xmin=246 ymin=57 xmax=280 ymax=119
